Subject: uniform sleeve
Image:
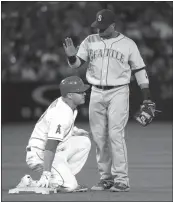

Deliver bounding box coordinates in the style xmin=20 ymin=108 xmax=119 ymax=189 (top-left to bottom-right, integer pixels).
xmin=47 ymin=115 xmax=66 ymax=142
xmin=128 ymin=41 xmax=145 ymax=70
xmin=76 ymin=37 xmax=89 ymax=62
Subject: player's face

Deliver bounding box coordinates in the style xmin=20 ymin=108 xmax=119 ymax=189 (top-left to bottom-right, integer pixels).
xmin=98 ymin=24 xmax=115 ymax=38
xmin=71 ymin=92 xmax=86 ymax=105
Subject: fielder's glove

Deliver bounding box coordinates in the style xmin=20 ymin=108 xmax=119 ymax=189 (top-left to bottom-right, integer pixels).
xmin=37 ymin=171 xmax=51 ymax=188
xmin=134 ymin=100 xmax=156 ymax=126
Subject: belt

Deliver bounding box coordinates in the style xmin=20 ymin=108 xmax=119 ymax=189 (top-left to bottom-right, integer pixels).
xmin=93 ymin=84 xmax=125 ymax=90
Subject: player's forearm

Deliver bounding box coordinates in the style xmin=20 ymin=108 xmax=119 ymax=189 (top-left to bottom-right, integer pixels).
xmin=43 ymin=150 xmax=55 ymax=172
xmin=134 ymin=67 xmax=151 ymax=101
xmin=140 ymin=84 xmax=151 ymax=101
xmin=43 ymin=139 xmax=59 ymax=172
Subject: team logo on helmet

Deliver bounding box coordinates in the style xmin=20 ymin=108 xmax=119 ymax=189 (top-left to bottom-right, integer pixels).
xmin=97 ymin=15 xmax=102 ymax=21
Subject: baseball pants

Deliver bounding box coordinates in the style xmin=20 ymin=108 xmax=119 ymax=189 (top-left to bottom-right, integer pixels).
xmin=26 ymin=135 xmax=91 ymax=190
xmin=89 ymin=85 xmax=129 ymax=186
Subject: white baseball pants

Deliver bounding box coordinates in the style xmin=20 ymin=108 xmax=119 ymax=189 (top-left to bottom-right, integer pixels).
xmin=26 ymin=135 xmax=91 ymax=190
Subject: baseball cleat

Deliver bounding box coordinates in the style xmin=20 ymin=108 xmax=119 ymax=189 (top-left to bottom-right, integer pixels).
xmin=110 ymin=182 xmax=130 ymax=192
xmin=56 ymin=184 xmax=88 ymax=193
xmin=91 ymin=179 xmax=114 ymax=191
xmin=16 ymin=175 xmax=33 ymax=188
xmin=16 ymin=175 xmax=38 ymax=188
xmin=72 ymin=184 xmax=88 ymax=192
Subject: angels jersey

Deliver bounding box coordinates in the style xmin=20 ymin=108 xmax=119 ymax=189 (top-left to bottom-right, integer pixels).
xmin=27 ymin=97 xmax=78 ymax=151
xmin=77 ymin=32 xmax=145 ymax=86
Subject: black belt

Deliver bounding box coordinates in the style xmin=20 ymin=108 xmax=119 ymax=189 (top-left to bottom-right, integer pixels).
xmin=94 ymin=84 xmax=125 ymax=90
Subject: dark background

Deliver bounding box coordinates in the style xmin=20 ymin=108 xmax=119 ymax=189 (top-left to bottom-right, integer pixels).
xmin=1 ymin=1 xmax=173 ymax=123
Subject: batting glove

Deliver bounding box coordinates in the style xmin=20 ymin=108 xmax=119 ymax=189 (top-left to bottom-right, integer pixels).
xmin=37 ymin=171 xmax=51 ymax=188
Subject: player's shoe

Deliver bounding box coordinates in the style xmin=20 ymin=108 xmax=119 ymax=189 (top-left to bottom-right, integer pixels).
xmin=110 ymin=182 xmax=130 ymax=192
xmin=56 ymin=184 xmax=88 ymax=193
xmin=91 ymin=179 xmax=114 ymax=191
xmin=73 ymin=184 xmax=88 ymax=192
xmin=16 ymin=175 xmax=37 ymax=188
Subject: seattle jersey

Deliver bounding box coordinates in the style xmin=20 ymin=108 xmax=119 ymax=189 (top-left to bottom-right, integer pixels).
xmin=27 ymin=97 xmax=78 ymax=150
xmin=77 ymin=32 xmax=145 ymax=86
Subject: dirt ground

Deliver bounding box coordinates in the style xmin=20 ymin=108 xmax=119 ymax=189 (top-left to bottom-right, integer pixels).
xmin=1 ymin=121 xmax=172 ymax=201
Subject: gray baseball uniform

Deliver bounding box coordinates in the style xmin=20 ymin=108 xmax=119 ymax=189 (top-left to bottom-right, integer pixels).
xmin=77 ymin=32 xmax=145 ymax=186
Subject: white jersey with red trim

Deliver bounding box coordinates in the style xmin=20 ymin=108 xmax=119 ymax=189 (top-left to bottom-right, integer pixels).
xmin=77 ymin=32 xmax=145 ymax=86
xmin=27 ymin=97 xmax=78 ymax=150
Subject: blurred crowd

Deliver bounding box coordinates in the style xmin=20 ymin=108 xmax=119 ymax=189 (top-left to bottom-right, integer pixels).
xmin=1 ymin=2 xmax=173 ymax=98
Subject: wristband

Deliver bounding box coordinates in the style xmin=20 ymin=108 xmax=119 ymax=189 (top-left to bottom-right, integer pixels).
xmin=141 ymin=88 xmax=151 ymax=101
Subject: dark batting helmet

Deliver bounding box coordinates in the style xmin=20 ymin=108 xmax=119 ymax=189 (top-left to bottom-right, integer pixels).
xmin=59 ymin=76 xmax=90 ymax=96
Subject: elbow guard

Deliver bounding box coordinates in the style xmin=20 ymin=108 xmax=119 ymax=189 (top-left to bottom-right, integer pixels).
xmin=68 ymin=56 xmax=81 ymax=68
xmin=134 ymin=68 xmax=149 ymax=86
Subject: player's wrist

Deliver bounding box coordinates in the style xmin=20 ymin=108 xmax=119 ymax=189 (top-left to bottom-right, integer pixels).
xmin=141 ymin=88 xmax=151 ymax=102
xmin=68 ymin=55 xmax=77 ymax=64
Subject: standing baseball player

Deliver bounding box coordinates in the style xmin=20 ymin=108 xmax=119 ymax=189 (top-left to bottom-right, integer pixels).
xmin=63 ymin=9 xmax=156 ymax=192
xmin=15 ymin=76 xmax=91 ymax=192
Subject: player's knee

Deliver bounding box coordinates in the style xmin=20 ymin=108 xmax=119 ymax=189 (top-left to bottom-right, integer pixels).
xmin=79 ymin=136 xmax=91 ymax=151
xmin=76 ymin=136 xmax=91 ymax=151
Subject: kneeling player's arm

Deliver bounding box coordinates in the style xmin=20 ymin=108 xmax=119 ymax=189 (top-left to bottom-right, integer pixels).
xmin=43 ymin=139 xmax=60 ymax=172
xmin=133 ymin=67 xmax=151 ymax=100
xmin=68 ymin=56 xmax=85 ymax=68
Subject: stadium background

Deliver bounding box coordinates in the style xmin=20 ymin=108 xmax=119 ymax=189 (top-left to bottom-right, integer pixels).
xmin=1 ymin=2 xmax=172 ymax=201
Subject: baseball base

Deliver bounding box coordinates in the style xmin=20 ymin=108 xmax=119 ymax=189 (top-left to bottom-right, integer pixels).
xmin=9 ymin=187 xmax=57 ymax=194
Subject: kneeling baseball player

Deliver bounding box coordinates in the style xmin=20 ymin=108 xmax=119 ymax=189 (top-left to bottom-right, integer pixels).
xmin=12 ymin=76 xmax=91 ymax=193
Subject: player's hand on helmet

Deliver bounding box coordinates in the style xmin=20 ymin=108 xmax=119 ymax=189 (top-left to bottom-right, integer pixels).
xmin=37 ymin=171 xmax=51 ymax=188
xmin=63 ymin=37 xmax=77 ymax=57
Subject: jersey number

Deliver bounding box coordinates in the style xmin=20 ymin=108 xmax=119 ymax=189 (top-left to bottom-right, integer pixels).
xmin=56 ymin=124 xmax=61 ymax=134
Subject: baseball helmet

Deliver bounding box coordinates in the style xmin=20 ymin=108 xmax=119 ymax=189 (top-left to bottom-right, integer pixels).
xmin=59 ymin=76 xmax=90 ymax=96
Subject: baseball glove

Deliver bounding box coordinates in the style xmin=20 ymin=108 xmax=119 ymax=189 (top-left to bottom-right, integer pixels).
xmin=134 ymin=100 xmax=157 ymax=126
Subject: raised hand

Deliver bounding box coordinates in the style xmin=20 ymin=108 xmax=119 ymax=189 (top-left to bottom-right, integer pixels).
xmin=63 ymin=37 xmax=77 ymax=57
